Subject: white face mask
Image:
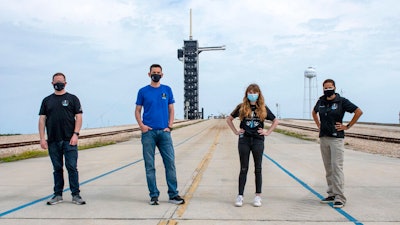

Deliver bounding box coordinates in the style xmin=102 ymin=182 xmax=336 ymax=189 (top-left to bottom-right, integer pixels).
xmin=247 ymin=93 xmax=259 ymax=102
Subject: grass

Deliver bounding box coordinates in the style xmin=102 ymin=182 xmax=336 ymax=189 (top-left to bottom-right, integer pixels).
xmin=0 ymin=150 xmax=49 ymax=162
xmin=0 ymin=141 xmax=116 ymax=163
xmin=271 ymin=126 xmax=351 ymax=145
xmin=78 ymin=141 xmax=116 ymax=150
xmin=271 ymin=127 xmax=317 ymax=141
xmin=0 ymin=120 xmax=204 ymax=163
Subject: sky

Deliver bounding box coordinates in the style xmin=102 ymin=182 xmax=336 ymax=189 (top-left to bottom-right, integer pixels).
xmin=0 ymin=0 xmax=399 ymax=134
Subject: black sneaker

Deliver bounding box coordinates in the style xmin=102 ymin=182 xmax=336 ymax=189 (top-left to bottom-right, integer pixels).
xmin=333 ymin=201 xmax=344 ymax=208
xmin=168 ymin=195 xmax=185 ymax=205
xmin=320 ymin=196 xmax=335 ymax=204
xmin=149 ymin=196 xmax=159 ymax=205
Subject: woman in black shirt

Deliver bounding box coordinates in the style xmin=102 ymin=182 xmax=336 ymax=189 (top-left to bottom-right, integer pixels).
xmin=226 ymin=83 xmax=279 ymax=207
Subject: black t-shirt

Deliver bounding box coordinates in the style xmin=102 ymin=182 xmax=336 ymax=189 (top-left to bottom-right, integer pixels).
xmin=230 ymin=104 xmax=276 ymax=140
xmin=39 ymin=93 xmax=83 ymax=142
xmin=313 ymin=94 xmax=358 ymax=138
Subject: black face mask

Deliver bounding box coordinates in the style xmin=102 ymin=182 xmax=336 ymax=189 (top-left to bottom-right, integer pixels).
xmin=53 ymin=82 xmax=65 ymax=91
xmin=324 ymin=89 xmax=335 ymax=98
xmin=151 ymin=74 xmax=161 ymax=82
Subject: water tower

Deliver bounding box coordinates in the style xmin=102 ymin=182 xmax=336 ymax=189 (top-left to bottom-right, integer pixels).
xmin=303 ymin=66 xmax=318 ymax=119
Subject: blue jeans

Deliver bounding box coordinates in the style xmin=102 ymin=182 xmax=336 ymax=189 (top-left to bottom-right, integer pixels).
xmin=48 ymin=141 xmax=80 ymax=196
xmin=141 ymin=130 xmax=179 ymax=199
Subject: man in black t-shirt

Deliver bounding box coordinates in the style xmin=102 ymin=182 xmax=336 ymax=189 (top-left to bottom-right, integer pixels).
xmin=38 ymin=72 xmax=86 ymax=205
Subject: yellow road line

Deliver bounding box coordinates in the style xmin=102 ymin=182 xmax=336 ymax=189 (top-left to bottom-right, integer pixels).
xmin=176 ymin=129 xmax=221 ymax=218
xmin=158 ymin=219 xmax=177 ymax=225
xmin=158 ymin=125 xmax=222 ymax=224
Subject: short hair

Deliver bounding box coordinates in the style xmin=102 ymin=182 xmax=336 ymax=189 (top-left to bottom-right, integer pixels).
xmin=53 ymin=72 xmax=66 ymax=81
xmin=323 ymin=79 xmax=335 ymax=87
xmin=149 ymin=64 xmax=162 ymax=72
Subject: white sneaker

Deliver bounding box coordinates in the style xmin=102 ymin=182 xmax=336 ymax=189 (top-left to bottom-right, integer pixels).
xmin=253 ymin=196 xmax=262 ymax=207
xmin=235 ymin=195 xmax=243 ymax=207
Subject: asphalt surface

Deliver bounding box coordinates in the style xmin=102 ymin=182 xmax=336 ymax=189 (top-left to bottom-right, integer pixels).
xmin=0 ymin=119 xmax=399 ymax=225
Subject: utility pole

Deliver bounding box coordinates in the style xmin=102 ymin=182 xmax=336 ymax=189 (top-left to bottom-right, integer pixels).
xmin=177 ymin=9 xmax=225 ymax=119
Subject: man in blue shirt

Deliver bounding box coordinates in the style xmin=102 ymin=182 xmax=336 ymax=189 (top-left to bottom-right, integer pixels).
xmin=135 ymin=64 xmax=185 ymax=205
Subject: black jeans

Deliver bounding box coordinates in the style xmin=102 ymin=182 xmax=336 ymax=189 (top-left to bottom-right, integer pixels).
xmin=238 ymin=136 xmax=264 ymax=195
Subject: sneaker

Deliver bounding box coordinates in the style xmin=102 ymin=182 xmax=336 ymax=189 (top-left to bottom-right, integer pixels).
xmin=235 ymin=195 xmax=243 ymax=207
xmin=149 ymin=196 xmax=159 ymax=205
xmin=253 ymin=196 xmax=262 ymax=207
xmin=320 ymin=196 xmax=335 ymax=204
xmin=169 ymin=195 xmax=185 ymax=205
xmin=46 ymin=195 xmax=63 ymax=205
xmin=333 ymin=201 xmax=344 ymax=208
xmin=72 ymin=195 xmax=86 ymax=205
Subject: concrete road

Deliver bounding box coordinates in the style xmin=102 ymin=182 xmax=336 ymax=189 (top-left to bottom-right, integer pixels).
xmin=0 ymin=119 xmax=399 ymax=225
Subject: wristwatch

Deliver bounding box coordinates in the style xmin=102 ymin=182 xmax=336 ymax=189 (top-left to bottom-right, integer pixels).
xmin=73 ymin=132 xmax=80 ymax=136
xmin=168 ymin=126 xmax=173 ymax=131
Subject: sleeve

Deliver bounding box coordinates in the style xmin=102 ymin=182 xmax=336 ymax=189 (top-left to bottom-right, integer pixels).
xmin=313 ymin=99 xmax=321 ymax=113
xmin=265 ymin=106 xmax=276 ymax=121
xmin=167 ymin=86 xmax=175 ymax=104
xmin=230 ymin=104 xmax=242 ymax=118
xmin=39 ymin=98 xmax=47 ymax=115
xmin=135 ymin=88 xmax=144 ymax=106
xmin=73 ymin=95 xmax=83 ymax=114
xmin=342 ymin=97 xmax=358 ymax=113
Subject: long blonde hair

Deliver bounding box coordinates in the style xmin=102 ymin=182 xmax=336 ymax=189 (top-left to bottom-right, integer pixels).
xmin=239 ymin=83 xmax=267 ymax=121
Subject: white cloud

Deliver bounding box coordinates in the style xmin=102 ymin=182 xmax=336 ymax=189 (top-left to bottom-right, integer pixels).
xmin=0 ymin=0 xmax=399 ymax=133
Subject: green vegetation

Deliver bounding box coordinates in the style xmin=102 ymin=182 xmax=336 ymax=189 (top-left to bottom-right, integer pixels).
xmin=272 ymin=127 xmax=316 ymax=141
xmin=0 ymin=120 xmax=203 ymax=163
xmin=0 ymin=141 xmax=116 ymax=163
xmin=78 ymin=141 xmax=116 ymax=150
xmin=272 ymin=127 xmax=349 ymax=145
xmin=0 ymin=150 xmax=48 ymax=162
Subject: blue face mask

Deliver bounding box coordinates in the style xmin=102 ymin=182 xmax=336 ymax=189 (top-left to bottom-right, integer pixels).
xmin=247 ymin=93 xmax=259 ymax=102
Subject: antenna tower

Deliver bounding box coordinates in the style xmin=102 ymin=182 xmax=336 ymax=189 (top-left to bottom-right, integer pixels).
xmin=177 ymin=9 xmax=225 ymax=119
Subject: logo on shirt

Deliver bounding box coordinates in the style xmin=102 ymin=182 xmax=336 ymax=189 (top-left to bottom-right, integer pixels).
xmin=161 ymin=93 xmax=167 ymax=99
xmin=62 ymin=100 xmax=69 ymax=106
xmin=331 ymin=103 xmax=338 ymax=110
xmin=246 ymin=120 xmax=260 ymax=128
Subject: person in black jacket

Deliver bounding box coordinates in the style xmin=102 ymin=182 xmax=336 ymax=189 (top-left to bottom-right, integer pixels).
xmin=227 ymin=83 xmax=279 ymax=207
xmin=312 ymin=79 xmax=363 ymax=208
